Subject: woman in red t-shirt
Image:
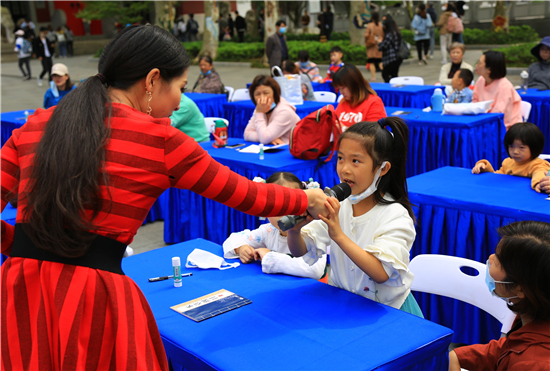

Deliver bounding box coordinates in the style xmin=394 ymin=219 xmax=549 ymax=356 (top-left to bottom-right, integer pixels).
xmin=333 ymin=64 xmax=386 ymax=131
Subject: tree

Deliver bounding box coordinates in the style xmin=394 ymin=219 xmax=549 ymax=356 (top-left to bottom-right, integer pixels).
xmin=197 ymin=0 xmax=219 ymax=61
xmin=349 ymin=0 xmax=370 ymax=46
xmin=263 ymin=0 xmax=279 ymax=65
xmin=154 ymin=1 xmax=176 ymax=32
xmin=281 ymin=1 xmax=307 ymax=34
xmin=76 ymin=1 xmax=151 ymax=25
xmin=492 ymin=1 xmax=511 ymax=33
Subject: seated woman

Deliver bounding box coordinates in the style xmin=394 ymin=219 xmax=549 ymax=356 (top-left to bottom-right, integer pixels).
xmin=473 ymin=50 xmax=522 ymax=130
xmin=43 ymin=63 xmax=76 ymax=109
xmin=282 ymin=60 xmax=316 ymax=101
xmin=169 ymin=94 xmax=210 ymax=142
xmin=449 ymin=221 xmax=550 ymax=371
xmin=438 ymin=42 xmax=473 ymax=86
xmin=333 ymin=64 xmax=386 ymax=130
xmin=295 ymin=50 xmax=324 ymax=83
xmin=243 ymin=75 xmax=300 ymax=145
xmin=191 ymin=55 xmax=225 ymax=94
xmin=527 ymin=36 xmax=550 ymax=90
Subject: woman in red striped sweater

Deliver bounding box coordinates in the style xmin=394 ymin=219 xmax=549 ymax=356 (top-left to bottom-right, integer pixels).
xmin=1 ymin=25 xmax=328 ymax=371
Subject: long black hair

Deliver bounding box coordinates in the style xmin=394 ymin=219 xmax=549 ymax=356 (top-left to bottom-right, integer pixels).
xmin=23 ymin=25 xmax=190 ymax=257
xmin=338 ymin=117 xmax=414 ymax=222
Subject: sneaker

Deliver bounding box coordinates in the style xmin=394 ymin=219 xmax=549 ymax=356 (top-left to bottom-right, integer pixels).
xmin=418 ymin=61 xmax=423 ymax=65
xmin=429 ymin=55 xmax=434 ymax=60
xmin=37 ymin=77 xmax=43 ymax=86
xmin=422 ymin=58 xmax=428 ymax=65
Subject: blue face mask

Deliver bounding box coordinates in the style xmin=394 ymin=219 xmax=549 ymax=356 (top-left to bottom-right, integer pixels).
xmin=279 ymin=27 xmax=286 ymax=34
xmin=201 ymin=70 xmax=211 ymax=76
xmin=299 ymin=61 xmax=309 ymax=69
xmin=268 ymin=102 xmax=276 ymax=111
xmin=485 ymin=259 xmax=519 ymax=305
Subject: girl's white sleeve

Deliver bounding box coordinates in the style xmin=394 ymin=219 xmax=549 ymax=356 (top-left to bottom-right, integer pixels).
xmin=299 ymin=220 xmax=331 ymax=266
xmin=363 ymin=210 xmax=416 ymax=287
xmin=261 ymin=252 xmax=327 ymax=280
xmin=222 ymin=224 xmax=270 ymax=259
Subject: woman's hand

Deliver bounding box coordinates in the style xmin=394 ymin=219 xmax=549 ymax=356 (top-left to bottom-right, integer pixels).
xmin=253 ymin=248 xmax=271 ymax=261
xmin=536 ymin=176 xmax=550 ymax=194
xmin=256 ymin=95 xmax=273 ymax=114
xmin=471 ymin=162 xmax=486 ymax=174
xmin=270 ymin=138 xmax=284 ymax=145
xmin=235 ymin=245 xmax=255 ymax=264
xmin=304 ymin=188 xmax=330 ymax=220
xmin=318 ymin=197 xmax=344 ymax=241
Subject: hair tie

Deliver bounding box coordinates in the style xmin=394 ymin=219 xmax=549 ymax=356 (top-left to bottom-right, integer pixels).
xmin=95 ymin=73 xmax=108 ymax=86
xmin=378 ymin=118 xmax=394 ymax=138
xmin=252 ymin=176 xmax=265 ymax=183
xmin=305 ymin=178 xmax=320 ymax=189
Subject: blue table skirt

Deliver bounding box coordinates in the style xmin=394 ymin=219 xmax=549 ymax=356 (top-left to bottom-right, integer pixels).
xmin=184 ymin=92 xmax=227 ymax=118
xmin=371 ymin=83 xmax=441 ymax=109
xmin=408 ymin=167 xmax=550 ymax=344
xmin=386 ymin=107 xmax=506 ymax=177
xmin=247 ymin=81 xmax=334 ymax=93
xmin=1 ymin=110 xmax=35 ymax=147
xmin=164 ymin=138 xmax=339 ymax=244
xmin=142 ymin=189 xmax=170 ymax=225
xmin=222 ymin=100 xmax=328 ymax=139
xmin=517 ymin=88 xmax=550 ymax=153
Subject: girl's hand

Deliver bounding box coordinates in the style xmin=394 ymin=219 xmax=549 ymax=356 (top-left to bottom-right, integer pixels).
xmin=471 ymin=162 xmax=486 ymax=174
xmin=318 ymin=197 xmax=344 ymax=241
xmin=537 ymin=176 xmax=550 ymax=194
xmin=236 ymin=245 xmax=255 ymax=264
xmin=288 ymin=214 xmax=314 ymax=234
xmin=253 ymin=248 xmax=271 ymax=261
xmin=256 ymin=95 xmax=273 ymax=114
xmin=271 ymin=138 xmax=284 ymax=145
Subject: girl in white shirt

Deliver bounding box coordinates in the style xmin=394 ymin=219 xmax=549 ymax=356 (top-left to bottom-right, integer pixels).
xmin=223 ymin=172 xmax=327 ymax=280
xmin=287 ymin=117 xmax=423 ymax=317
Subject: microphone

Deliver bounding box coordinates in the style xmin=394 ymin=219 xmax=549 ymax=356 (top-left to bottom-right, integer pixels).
xmin=277 ymin=182 xmax=352 ymax=231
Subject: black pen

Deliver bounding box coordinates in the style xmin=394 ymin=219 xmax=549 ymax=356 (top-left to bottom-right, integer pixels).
xmin=148 ymin=273 xmax=192 ymax=282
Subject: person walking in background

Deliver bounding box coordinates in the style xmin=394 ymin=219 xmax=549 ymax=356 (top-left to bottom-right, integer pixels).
xmin=411 ymin=4 xmax=433 ymax=66
xmin=301 ymin=10 xmax=310 ymax=34
xmin=56 ymin=27 xmax=67 ymax=58
xmin=14 ymin=29 xmax=32 ymax=81
xmin=265 ymin=20 xmax=288 ymax=70
xmin=33 ymin=26 xmax=55 ymax=86
xmin=426 ymin=3 xmax=437 ymax=60
xmin=46 ymin=25 xmax=57 ymax=54
xmin=365 ymin=12 xmax=384 ymax=82
xmin=377 ymin=16 xmax=403 ymax=83
xmin=187 ymin=14 xmax=199 ymax=41
xmin=324 ymin=6 xmax=334 ymax=41
xmin=235 ymin=11 xmax=246 ymax=43
xmin=64 ymin=25 xmax=74 ymax=57
xmin=436 ymin=3 xmax=455 ymax=64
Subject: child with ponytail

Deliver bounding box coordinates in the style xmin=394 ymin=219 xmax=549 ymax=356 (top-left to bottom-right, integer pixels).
xmin=287 ymin=117 xmax=423 ymax=317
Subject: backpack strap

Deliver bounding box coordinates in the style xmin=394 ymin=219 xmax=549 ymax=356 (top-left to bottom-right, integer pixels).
xmin=323 ymin=104 xmax=341 ymax=163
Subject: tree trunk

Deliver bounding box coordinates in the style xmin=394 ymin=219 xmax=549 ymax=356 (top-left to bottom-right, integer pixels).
xmin=263 ymin=0 xmax=278 ymax=66
xmin=245 ymin=9 xmax=259 ymax=39
xmin=349 ymin=0 xmax=369 ymax=46
xmin=154 ymin=1 xmax=175 ymax=32
xmin=492 ymin=1 xmax=510 ymax=33
xmin=198 ymin=0 xmax=219 ymax=61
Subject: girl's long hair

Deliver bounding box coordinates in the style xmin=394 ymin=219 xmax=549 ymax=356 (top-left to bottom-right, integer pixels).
xmin=338 ymin=117 xmax=415 ymax=222
xmin=23 ymin=25 xmax=190 ymax=257
xmin=333 ymin=64 xmax=377 ymax=107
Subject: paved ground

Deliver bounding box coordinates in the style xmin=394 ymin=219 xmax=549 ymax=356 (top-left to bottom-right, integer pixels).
xmin=0 ymin=48 xmax=521 ymax=254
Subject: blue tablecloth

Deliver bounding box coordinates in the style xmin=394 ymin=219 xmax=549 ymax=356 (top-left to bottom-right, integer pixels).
xmin=164 ymin=138 xmax=339 ymax=244
xmin=371 ymin=83 xmax=441 ymax=108
xmin=222 ymin=100 xmax=328 ymax=139
xmin=184 ymin=92 xmax=227 ymax=118
xmin=123 ymin=238 xmax=453 ymax=371
xmin=386 ymin=107 xmax=506 ymax=177
xmin=517 ymin=88 xmax=550 ymax=153
xmin=408 ymin=167 xmax=550 ymax=345
xmin=1 ymin=110 xmax=35 ymax=147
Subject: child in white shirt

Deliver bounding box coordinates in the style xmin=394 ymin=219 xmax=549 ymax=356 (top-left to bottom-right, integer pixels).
xmin=223 ymin=172 xmax=327 ymax=280
xmin=287 ymin=118 xmax=423 ymax=317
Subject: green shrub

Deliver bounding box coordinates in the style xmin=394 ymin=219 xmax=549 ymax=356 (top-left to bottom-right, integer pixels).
xmin=462 ymin=25 xmax=539 ymax=45
xmin=181 ymin=41 xmax=202 ymax=59
xmin=495 ymin=42 xmax=538 ymax=67
xmin=216 ymin=42 xmax=265 ymax=61
xmin=286 ymin=32 xmax=350 ymax=41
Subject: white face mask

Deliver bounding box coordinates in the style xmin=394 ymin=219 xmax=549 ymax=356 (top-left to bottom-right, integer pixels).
xmin=348 ymin=161 xmax=388 ymax=204
xmin=186 ymin=249 xmax=240 ymax=270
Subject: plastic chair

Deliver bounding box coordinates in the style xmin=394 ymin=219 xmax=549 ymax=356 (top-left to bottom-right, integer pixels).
xmin=204 ymin=117 xmax=229 ymax=133
xmin=337 ymin=94 xmax=344 ymax=103
xmin=231 ymin=88 xmax=250 ymax=102
xmin=389 ymin=76 xmax=424 ymax=86
xmin=314 ymin=91 xmax=337 ymax=103
xmin=225 ymin=86 xmax=235 ymax=101
xmin=520 ymin=101 xmax=532 ymax=122
xmin=409 ymin=254 xmax=516 ymax=336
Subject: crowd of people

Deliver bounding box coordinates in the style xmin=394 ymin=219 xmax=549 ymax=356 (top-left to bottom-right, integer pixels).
xmin=2 ymin=5 xmax=550 ymax=371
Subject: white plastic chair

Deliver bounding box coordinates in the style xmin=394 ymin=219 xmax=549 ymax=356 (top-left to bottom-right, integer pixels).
xmin=224 ymin=86 xmax=234 ymax=101
xmin=389 ymin=76 xmax=425 ymax=86
xmin=204 ymin=117 xmax=229 ymax=133
xmin=231 ymin=88 xmax=250 ymax=102
xmin=409 ymin=254 xmax=516 ymax=336
xmin=520 ymin=101 xmax=532 ymax=122
xmin=337 ymin=94 xmax=344 ymax=103
xmin=314 ymin=91 xmax=337 ymax=103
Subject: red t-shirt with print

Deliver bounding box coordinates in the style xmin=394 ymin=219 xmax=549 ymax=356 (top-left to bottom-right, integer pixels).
xmin=335 ymin=94 xmax=387 ymax=129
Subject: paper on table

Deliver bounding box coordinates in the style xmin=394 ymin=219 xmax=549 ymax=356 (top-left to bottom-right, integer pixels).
xmin=237 ymin=144 xmax=288 ymax=153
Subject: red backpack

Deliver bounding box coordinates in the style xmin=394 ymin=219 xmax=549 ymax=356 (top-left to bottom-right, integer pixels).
xmin=289 ymin=105 xmax=341 ymax=162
